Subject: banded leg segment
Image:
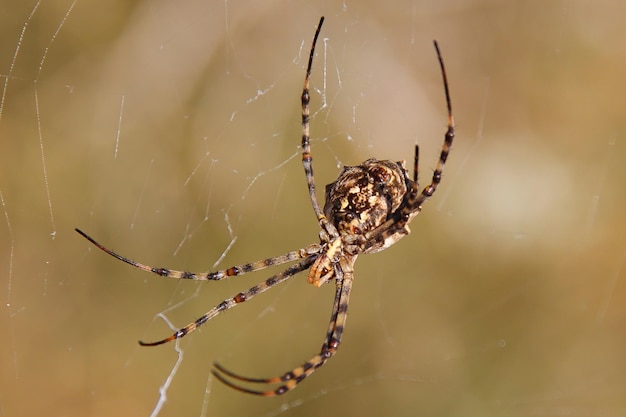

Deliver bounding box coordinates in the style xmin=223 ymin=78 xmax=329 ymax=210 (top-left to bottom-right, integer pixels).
xmin=301 ymin=16 xmax=326 ymax=223
xmin=360 ymin=40 xmax=454 ymax=252
xmin=139 ymin=256 xmax=317 ymax=346
xmin=413 ymin=144 xmax=420 ymax=183
xmin=211 ymin=256 xmax=355 ymax=396
xmin=76 ymin=228 xmax=317 ymax=281
xmin=412 ymin=40 xmax=455 ymax=208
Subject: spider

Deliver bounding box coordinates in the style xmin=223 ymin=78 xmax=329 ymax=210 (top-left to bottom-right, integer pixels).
xmin=76 ymin=16 xmax=455 ymax=396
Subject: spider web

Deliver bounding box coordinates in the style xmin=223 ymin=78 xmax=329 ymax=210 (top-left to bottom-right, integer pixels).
xmin=2 ymin=1 xmax=626 ymax=416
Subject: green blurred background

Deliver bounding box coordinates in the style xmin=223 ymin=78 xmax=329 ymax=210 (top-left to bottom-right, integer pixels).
xmin=1 ymin=0 xmax=625 ymax=416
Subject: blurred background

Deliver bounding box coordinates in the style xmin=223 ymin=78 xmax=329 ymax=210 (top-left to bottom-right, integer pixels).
xmin=1 ymin=0 xmax=625 ymax=416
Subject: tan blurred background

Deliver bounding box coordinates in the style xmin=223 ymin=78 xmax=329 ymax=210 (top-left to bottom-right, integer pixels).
xmin=1 ymin=0 xmax=626 ymax=416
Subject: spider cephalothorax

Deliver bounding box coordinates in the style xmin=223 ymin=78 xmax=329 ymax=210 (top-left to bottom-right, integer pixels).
xmin=76 ymin=16 xmax=455 ymax=396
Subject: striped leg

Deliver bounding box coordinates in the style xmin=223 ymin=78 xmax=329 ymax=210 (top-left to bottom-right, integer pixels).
xmin=411 ymin=40 xmax=455 ymax=209
xmin=212 ymin=256 xmax=355 ymax=396
xmin=413 ymin=144 xmax=420 ymax=183
xmin=360 ymin=40 xmax=455 ymax=252
xmin=139 ymin=256 xmax=317 ymax=346
xmin=301 ymin=17 xmax=328 ymax=224
xmin=76 ymin=228 xmax=318 ymax=281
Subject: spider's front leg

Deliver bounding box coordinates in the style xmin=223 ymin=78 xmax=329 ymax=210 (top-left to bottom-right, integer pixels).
xmin=413 ymin=144 xmax=420 ymax=184
xmin=300 ymin=17 xmax=327 ymax=223
xmin=298 ymin=16 xmax=347 ymax=291
xmin=299 ymin=17 xmax=342 ymax=245
xmin=356 ymin=40 xmax=455 ymax=253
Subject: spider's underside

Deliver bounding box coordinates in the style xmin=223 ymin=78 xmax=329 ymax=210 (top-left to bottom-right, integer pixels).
xmin=75 ymin=16 xmax=455 ymax=396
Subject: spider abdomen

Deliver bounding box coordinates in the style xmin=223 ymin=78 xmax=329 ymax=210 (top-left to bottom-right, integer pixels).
xmin=323 ymin=158 xmax=411 ymax=252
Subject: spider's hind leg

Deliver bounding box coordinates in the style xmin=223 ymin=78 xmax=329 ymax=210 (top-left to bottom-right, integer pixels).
xmin=211 ymin=256 xmax=355 ymax=396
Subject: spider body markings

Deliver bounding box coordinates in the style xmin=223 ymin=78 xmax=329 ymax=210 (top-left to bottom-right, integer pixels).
xmin=76 ymin=16 xmax=455 ymax=396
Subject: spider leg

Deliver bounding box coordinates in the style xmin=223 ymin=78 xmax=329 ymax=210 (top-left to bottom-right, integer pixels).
xmin=301 ymin=17 xmax=333 ymax=228
xmin=139 ymin=256 xmax=317 ymax=346
xmin=75 ymin=228 xmax=318 ymax=281
xmin=360 ymin=40 xmax=454 ymax=252
xmin=413 ymin=144 xmax=420 ymax=184
xmin=211 ymin=257 xmax=355 ymax=396
xmin=412 ymin=40 xmax=454 ymax=207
